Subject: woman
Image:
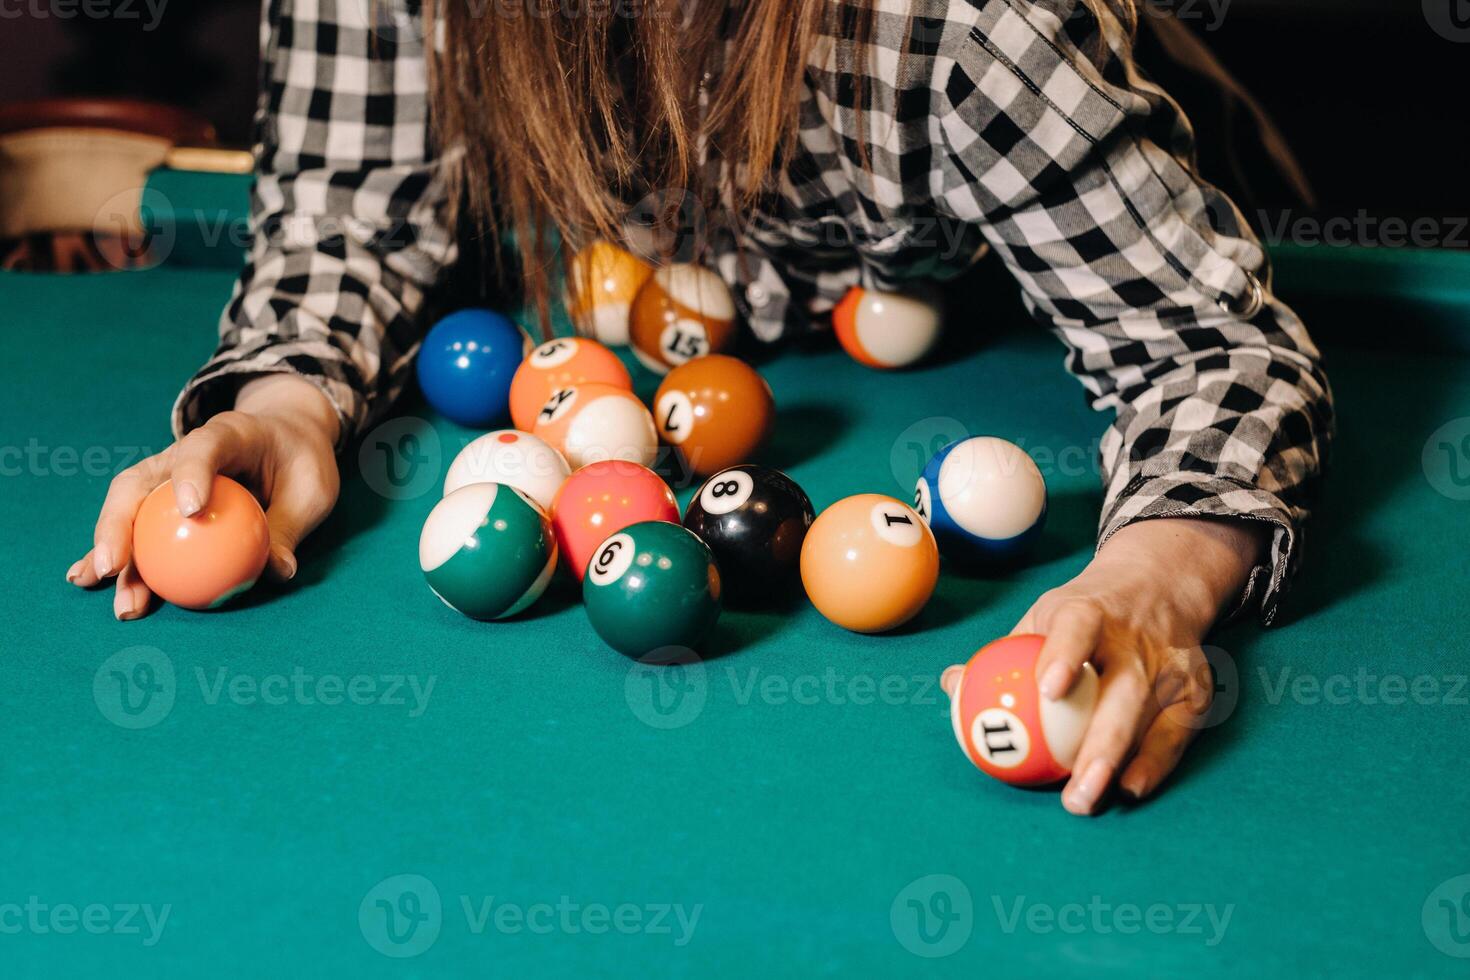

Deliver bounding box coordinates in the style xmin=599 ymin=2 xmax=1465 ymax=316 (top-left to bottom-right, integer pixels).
xmin=67 ymin=0 xmax=1332 ymax=815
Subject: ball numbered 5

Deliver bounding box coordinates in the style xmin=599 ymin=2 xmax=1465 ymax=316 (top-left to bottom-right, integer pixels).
xmin=582 ymin=521 xmax=723 ymax=660
xmin=799 ymin=494 xmax=939 ymax=634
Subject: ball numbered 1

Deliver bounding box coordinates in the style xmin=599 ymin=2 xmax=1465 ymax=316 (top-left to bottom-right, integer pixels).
xmin=915 ymin=436 xmax=1047 ymax=566
xmin=416 ymin=309 xmax=531 ymax=427
xmin=132 ymin=475 xmax=270 ymax=610
xmin=949 ymin=634 xmax=1098 ymax=786
xmin=583 ymin=521 xmax=723 ymax=660
xmin=629 ymin=264 xmax=737 ymax=375
xmin=654 ymin=355 xmax=774 ymax=477
xmin=419 ymin=484 xmax=558 ymax=621
xmin=799 ymin=494 xmax=939 ymax=633
xmin=683 ymin=465 xmax=814 ymax=607
xmin=508 ymin=337 xmax=632 ymax=433
xmin=532 ymin=383 xmax=659 ymax=470
xmin=443 ymin=430 xmax=571 ymax=513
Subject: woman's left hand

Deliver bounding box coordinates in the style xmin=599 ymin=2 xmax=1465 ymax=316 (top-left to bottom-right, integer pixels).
xmin=944 ymin=517 xmax=1268 ymax=816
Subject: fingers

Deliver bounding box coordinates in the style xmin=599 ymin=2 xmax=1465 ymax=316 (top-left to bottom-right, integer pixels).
xmin=169 ymin=414 xmax=260 ymax=516
xmin=89 ymin=462 xmax=161 ymax=581
xmin=1061 ymin=661 xmax=1152 ymax=816
xmin=113 ymin=561 xmax=154 ymax=621
xmin=940 ymin=664 xmax=963 ymax=697
xmin=261 ymin=453 xmax=339 ymax=581
xmin=1118 ymin=709 xmax=1199 ymax=799
xmin=1029 ymin=599 xmax=1104 ymax=701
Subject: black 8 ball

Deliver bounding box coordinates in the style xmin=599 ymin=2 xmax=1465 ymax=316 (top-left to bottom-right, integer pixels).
xmin=683 ymin=465 xmax=816 ymax=607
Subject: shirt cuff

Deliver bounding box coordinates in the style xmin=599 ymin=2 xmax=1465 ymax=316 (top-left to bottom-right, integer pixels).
xmin=170 ymin=339 xmax=365 ymax=452
xmin=1097 ymin=471 xmax=1300 ymax=626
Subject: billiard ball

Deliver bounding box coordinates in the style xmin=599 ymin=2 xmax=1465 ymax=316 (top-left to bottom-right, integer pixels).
xmin=628 ymin=264 xmax=737 ymax=375
xmin=443 ymin=430 xmax=571 ymax=512
xmin=532 ymin=382 xmax=659 ymax=470
xmin=682 ymin=465 xmax=814 ymax=607
xmin=550 ymin=460 xmax=679 ymax=581
xmin=653 ymin=355 xmax=774 ymax=477
xmin=416 ymin=309 xmax=531 ymax=427
xmin=947 ymin=634 xmax=1099 ymax=786
xmin=583 ymin=521 xmax=722 ymax=660
xmin=799 ymin=494 xmax=939 ymax=633
xmin=131 ymin=475 xmax=270 ymax=610
xmin=419 ymin=483 xmax=557 ymax=620
xmin=832 ymin=286 xmax=941 ymax=370
xmin=566 ymin=241 xmax=655 ymax=346
xmin=508 ymin=336 xmax=633 ymax=433
xmin=914 ymin=436 xmax=1047 ymax=566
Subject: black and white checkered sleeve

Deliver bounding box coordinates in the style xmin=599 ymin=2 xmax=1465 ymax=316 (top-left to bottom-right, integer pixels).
xmin=933 ymin=1 xmax=1333 ymax=623
xmin=172 ymin=0 xmax=455 ymax=447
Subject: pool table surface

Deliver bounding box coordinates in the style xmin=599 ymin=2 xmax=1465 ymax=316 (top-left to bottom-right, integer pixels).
xmin=3 ymin=177 xmax=1470 ymax=976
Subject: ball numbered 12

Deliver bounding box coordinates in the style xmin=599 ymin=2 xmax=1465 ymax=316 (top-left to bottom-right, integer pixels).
xmin=583 ymin=521 xmax=723 ymax=660
xmin=800 ymin=494 xmax=939 ymax=634
xmin=683 ymin=465 xmax=814 ymax=607
xmin=949 ymin=634 xmax=1098 ymax=786
xmin=915 ymin=436 xmax=1047 ymax=565
xmin=532 ymin=382 xmax=659 ymax=470
xmin=419 ymin=483 xmax=558 ymax=621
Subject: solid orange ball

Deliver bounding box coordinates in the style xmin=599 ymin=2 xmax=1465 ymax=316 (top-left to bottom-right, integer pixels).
xmin=653 ymin=355 xmax=774 ymax=477
xmin=509 ymin=336 xmax=633 ymax=432
xmin=131 ymin=475 xmax=271 ymax=610
xmin=800 ymin=494 xmax=939 ymax=634
xmin=628 ymin=264 xmax=737 ymax=375
xmin=566 ymin=241 xmax=654 ymax=347
xmin=550 ymin=460 xmax=679 ymax=580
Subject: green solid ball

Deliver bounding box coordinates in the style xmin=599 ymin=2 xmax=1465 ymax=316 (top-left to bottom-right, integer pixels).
xmin=420 ymin=483 xmax=558 ymax=621
xmin=582 ymin=521 xmax=723 ymax=659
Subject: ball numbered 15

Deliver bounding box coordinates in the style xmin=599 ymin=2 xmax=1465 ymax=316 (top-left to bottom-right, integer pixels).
xmin=629 ymin=264 xmax=737 ymax=375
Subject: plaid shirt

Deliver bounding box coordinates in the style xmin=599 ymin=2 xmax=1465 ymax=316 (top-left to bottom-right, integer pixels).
xmin=173 ymin=0 xmax=1333 ymax=623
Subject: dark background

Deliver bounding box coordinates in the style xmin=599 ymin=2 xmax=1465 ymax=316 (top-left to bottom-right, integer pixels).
xmin=1 ymin=0 xmax=1465 ymax=243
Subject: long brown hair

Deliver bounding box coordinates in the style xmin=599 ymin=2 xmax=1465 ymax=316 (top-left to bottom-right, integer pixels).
xmin=425 ymin=0 xmax=1135 ymax=332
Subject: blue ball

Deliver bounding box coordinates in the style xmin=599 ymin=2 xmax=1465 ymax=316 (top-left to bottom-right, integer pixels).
xmin=416 ymin=310 xmax=528 ymax=427
xmin=915 ymin=436 xmax=1047 ymax=566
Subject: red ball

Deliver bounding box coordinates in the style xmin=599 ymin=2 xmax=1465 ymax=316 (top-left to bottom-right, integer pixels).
xmin=550 ymin=460 xmax=679 ymax=581
xmin=950 ymin=634 xmax=1099 ymax=786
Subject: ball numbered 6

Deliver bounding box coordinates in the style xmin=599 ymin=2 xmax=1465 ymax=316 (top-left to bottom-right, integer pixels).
xmin=582 ymin=521 xmax=723 ymax=660
xmin=799 ymin=494 xmax=939 ymax=634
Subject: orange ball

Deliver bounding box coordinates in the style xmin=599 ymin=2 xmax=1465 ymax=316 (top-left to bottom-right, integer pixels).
xmin=566 ymin=241 xmax=654 ymax=346
xmin=131 ymin=475 xmax=271 ymax=610
xmin=628 ymin=264 xmax=737 ymax=375
xmin=832 ymin=286 xmax=942 ymax=370
xmin=653 ymin=355 xmax=774 ymax=477
xmin=800 ymin=494 xmax=939 ymax=633
xmin=508 ymin=337 xmax=633 ymax=432
xmin=531 ymin=382 xmax=659 ymax=470
xmin=550 ymin=460 xmax=679 ymax=580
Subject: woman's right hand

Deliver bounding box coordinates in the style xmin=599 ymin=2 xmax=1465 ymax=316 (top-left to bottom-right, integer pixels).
xmin=66 ymin=375 xmax=343 ymax=620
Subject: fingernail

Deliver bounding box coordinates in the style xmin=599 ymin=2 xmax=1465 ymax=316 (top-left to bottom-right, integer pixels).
xmin=1040 ymin=663 xmax=1071 ymax=700
xmin=1064 ymin=759 xmax=1111 ymax=814
xmin=93 ymin=547 xmax=113 ymax=578
xmin=273 ymin=547 xmax=298 ymax=581
xmin=115 ymin=596 xmax=137 ymax=621
xmin=176 ymin=482 xmax=202 ymax=517
xmin=1119 ymin=771 xmax=1148 ymax=800
xmin=66 ymin=559 xmax=84 ymax=584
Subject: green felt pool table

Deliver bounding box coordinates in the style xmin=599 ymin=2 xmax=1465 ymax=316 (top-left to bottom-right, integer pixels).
xmin=3 ymin=171 xmax=1470 ymax=976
